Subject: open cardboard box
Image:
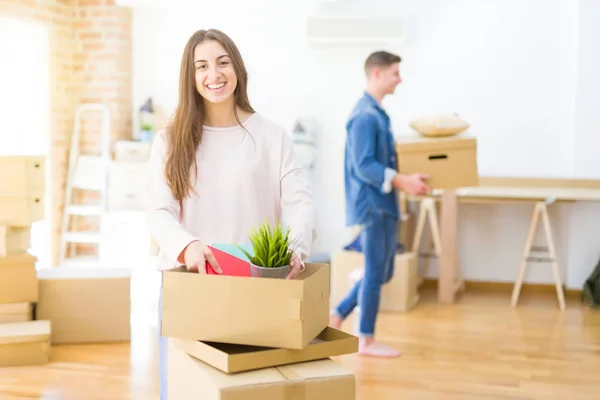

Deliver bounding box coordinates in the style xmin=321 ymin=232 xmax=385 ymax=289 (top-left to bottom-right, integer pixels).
xmin=173 ymin=326 xmax=358 ymax=374
xmin=168 ymin=339 xmax=356 ymax=400
xmin=161 ymin=263 xmax=330 ymax=350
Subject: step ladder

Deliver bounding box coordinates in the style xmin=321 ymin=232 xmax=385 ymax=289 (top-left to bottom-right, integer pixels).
xmin=412 ymin=197 xmax=465 ymax=294
xmin=58 ymin=103 xmax=111 ymax=267
xmin=510 ymin=198 xmax=566 ymax=310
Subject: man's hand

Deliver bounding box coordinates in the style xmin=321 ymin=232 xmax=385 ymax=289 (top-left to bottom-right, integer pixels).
xmin=392 ymin=173 xmax=431 ymax=195
xmin=179 ymin=240 xmax=222 ymax=274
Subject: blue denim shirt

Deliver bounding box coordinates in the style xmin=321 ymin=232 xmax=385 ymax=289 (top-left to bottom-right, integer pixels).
xmin=344 ymin=92 xmax=399 ymax=226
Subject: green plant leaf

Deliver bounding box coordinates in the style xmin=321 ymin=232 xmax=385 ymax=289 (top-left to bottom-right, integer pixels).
xmin=240 ymin=220 xmax=295 ymax=268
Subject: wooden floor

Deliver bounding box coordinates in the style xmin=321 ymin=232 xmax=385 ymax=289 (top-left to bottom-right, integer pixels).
xmin=1 ymin=281 xmax=599 ymax=400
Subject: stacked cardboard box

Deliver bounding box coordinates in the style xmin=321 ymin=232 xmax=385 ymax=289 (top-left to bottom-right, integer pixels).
xmin=161 ymin=262 xmax=359 ymax=399
xmin=0 ymin=155 xmax=51 ymax=367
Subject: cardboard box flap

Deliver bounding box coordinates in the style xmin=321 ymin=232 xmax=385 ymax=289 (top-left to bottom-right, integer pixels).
xmin=0 ymin=320 xmax=50 ymax=345
xmin=0 ymin=254 xmax=37 ymax=268
xmin=173 ymin=327 xmax=358 ymax=373
xmin=395 ymin=134 xmax=476 ymax=154
xmin=37 ymin=267 xmax=132 ymax=280
xmin=301 ymin=266 xmax=330 ymax=343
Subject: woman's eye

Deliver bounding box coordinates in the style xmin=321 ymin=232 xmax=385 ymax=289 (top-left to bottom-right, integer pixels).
xmin=220 ymin=61 xmax=230 ymax=66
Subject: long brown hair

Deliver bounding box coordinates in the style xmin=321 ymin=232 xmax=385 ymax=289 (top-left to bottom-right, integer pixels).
xmin=165 ymin=29 xmax=254 ymax=208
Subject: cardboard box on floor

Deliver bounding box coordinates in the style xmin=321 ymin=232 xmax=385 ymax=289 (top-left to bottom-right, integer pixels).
xmin=36 ymin=267 xmax=131 ymax=344
xmin=0 ymin=320 xmax=51 ymax=367
xmin=0 ymin=254 xmax=38 ymax=304
xmin=173 ymin=326 xmax=358 ymax=374
xmin=161 ymin=263 xmax=330 ymax=350
xmin=330 ymin=250 xmax=419 ymax=312
xmin=395 ymin=133 xmax=479 ymax=189
xmin=167 ymin=339 xmax=356 ymax=400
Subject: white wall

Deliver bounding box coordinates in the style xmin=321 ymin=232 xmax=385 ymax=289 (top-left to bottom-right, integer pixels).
xmin=130 ymin=0 xmax=600 ymax=289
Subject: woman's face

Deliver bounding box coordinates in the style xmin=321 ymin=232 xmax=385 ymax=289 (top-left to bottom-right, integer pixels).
xmin=193 ymin=40 xmax=238 ymax=104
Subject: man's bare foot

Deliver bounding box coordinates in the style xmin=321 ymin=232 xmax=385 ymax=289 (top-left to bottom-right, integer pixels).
xmin=358 ymin=337 xmax=401 ymax=358
xmin=329 ymin=314 xmax=342 ymax=329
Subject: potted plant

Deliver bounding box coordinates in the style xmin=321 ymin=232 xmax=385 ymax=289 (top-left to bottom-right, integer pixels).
xmin=236 ymin=220 xmax=298 ymax=279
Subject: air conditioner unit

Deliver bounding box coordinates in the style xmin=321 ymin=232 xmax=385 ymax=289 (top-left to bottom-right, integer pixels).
xmin=306 ymin=0 xmax=405 ymax=46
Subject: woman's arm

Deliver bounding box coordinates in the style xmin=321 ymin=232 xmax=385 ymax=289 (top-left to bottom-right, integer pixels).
xmin=145 ymin=130 xmax=199 ymax=264
xmin=279 ymin=130 xmax=318 ymax=261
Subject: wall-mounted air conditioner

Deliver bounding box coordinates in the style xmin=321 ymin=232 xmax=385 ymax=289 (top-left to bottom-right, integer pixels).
xmin=306 ymin=0 xmax=405 ymax=46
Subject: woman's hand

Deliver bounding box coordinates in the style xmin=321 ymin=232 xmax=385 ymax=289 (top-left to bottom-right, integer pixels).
xmin=285 ymin=251 xmax=305 ymax=280
xmin=181 ymin=240 xmax=222 ymax=274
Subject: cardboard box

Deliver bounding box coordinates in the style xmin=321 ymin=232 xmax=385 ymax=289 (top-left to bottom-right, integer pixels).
xmin=36 ymin=267 xmax=131 ymax=344
xmin=398 ymin=211 xmax=416 ymax=251
xmin=168 ymin=340 xmax=356 ymax=400
xmin=381 ymin=253 xmax=420 ymax=312
xmin=0 ymin=254 xmax=38 ymax=304
xmin=161 ymin=263 xmax=330 ymax=350
xmin=395 ymin=134 xmax=479 ymax=189
xmin=330 ymin=251 xmax=364 ymax=307
xmin=0 ymin=320 xmax=51 ymax=367
xmin=0 ymin=155 xmax=45 ymax=197
xmin=0 ymin=302 xmax=33 ymax=323
xmin=0 ymin=226 xmax=31 ymax=257
xmin=173 ymin=327 xmax=358 ymax=374
xmin=0 ymin=193 xmax=45 ymax=226
xmin=331 ymin=251 xmax=419 ymax=312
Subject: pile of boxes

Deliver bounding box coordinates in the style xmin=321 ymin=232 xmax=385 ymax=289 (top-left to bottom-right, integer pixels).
xmin=0 ymin=155 xmax=132 ymax=368
xmin=161 ymin=263 xmax=359 ymax=399
xmin=0 ymin=155 xmax=51 ymax=367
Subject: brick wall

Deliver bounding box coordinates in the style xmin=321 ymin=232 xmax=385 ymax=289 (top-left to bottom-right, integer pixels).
xmin=0 ymin=0 xmax=132 ymax=266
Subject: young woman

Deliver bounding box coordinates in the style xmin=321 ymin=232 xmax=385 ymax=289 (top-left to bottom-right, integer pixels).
xmin=145 ymin=29 xmax=317 ymax=398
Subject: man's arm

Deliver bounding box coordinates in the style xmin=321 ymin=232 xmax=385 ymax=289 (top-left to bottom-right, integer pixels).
xmin=347 ymin=113 xmax=390 ymax=192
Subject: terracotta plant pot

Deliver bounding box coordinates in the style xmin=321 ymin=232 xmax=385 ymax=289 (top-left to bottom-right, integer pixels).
xmin=249 ymin=263 xmax=290 ymax=279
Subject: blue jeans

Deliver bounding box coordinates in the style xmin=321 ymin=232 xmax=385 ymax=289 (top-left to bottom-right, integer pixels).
xmin=334 ymin=210 xmax=398 ymax=337
xmin=158 ymin=291 xmax=168 ymax=399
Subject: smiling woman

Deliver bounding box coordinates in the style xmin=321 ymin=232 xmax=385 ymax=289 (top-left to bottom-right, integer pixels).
xmin=191 ymin=33 xmax=253 ymax=125
xmin=144 ymin=28 xmax=317 ymax=399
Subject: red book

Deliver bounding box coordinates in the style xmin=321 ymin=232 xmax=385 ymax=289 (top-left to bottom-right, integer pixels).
xmin=205 ymin=245 xmax=251 ymax=276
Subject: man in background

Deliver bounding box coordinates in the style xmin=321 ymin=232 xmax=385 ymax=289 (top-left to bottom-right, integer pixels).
xmin=329 ymin=51 xmax=430 ymax=358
